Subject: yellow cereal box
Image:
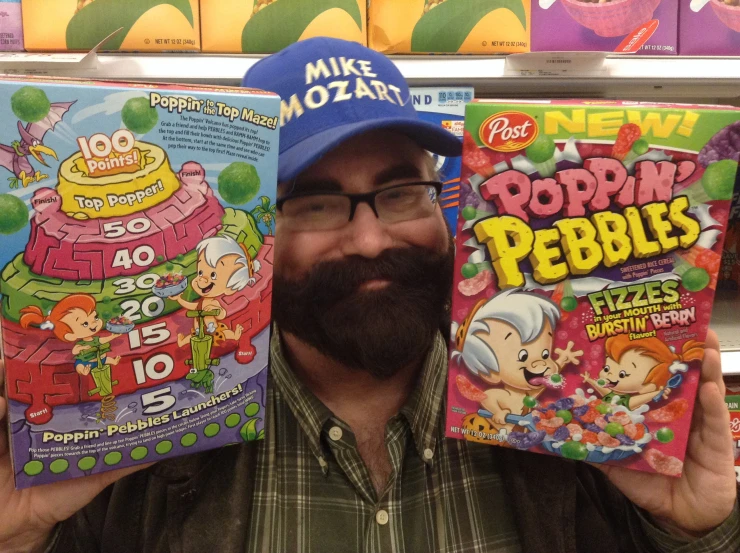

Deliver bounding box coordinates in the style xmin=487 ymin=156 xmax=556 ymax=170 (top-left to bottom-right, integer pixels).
xmin=22 ymin=0 xmax=200 ymax=52
xmin=369 ymin=0 xmax=531 ymax=54
xmin=201 ymin=0 xmax=366 ymax=54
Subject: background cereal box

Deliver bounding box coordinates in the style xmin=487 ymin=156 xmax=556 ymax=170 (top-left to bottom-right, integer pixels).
xmin=0 ymin=0 xmax=23 ymax=51
xmin=680 ymin=0 xmax=740 ymax=57
xmin=201 ymin=0 xmax=366 ymax=54
xmin=448 ymin=99 xmax=737 ymax=476
xmin=22 ymin=0 xmax=200 ymax=52
xmin=0 ymin=77 xmax=278 ymax=488
xmin=369 ymin=0 xmax=531 ymax=54
xmin=532 ymin=0 xmax=678 ymax=55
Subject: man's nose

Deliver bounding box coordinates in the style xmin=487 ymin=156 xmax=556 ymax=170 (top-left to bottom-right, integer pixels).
xmin=341 ymin=202 xmax=394 ymax=258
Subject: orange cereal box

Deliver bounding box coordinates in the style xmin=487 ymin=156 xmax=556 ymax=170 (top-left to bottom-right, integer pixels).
xmin=448 ymin=99 xmax=739 ymax=476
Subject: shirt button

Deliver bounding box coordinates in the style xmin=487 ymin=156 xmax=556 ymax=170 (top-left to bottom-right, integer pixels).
xmin=423 ymin=448 xmax=434 ymax=460
xmin=329 ymin=426 xmax=343 ymax=441
xmin=375 ymin=509 xmax=389 ymax=526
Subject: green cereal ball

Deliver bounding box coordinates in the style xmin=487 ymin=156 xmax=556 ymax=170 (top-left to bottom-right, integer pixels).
xmin=682 ymin=267 xmax=710 ymax=292
xmin=23 ymin=460 xmax=44 ymax=476
xmin=461 ymin=263 xmax=478 ymax=279
xmin=560 ymin=296 xmax=578 ymax=312
xmin=77 ymin=456 xmax=97 ymax=471
xmin=631 ymin=139 xmax=649 ymax=156
xmin=49 ymin=459 xmax=69 ymax=474
xmin=130 ymin=446 xmax=149 ymax=461
xmin=11 ymin=86 xmax=50 ymax=123
xmin=225 ymin=413 xmax=241 ymax=428
xmin=244 ymin=402 xmax=260 ymax=417
xmin=218 ymin=162 xmax=261 ymax=205
xmin=181 ymin=433 xmax=198 ymax=447
xmin=523 ymin=396 xmax=538 ymax=409
xmin=595 ymin=403 xmax=610 ymax=415
xmin=156 ymin=440 xmax=173 ymax=455
xmin=549 ymin=374 xmax=562 ymax=384
xmin=525 ymin=134 xmax=556 ymax=164
xmin=656 ymin=428 xmax=675 ymax=444
xmin=604 ymin=422 xmax=624 ymax=437
xmin=560 ymin=441 xmax=588 ymax=461
xmin=702 ymin=160 xmax=738 ymax=201
xmin=104 ymin=451 xmax=122 ymax=466
xmin=0 ymin=194 xmax=29 ymax=235
xmin=204 ymin=423 xmax=220 ymax=438
xmin=556 ymin=410 xmax=573 ymax=424
xmin=122 ymin=97 xmax=158 ymax=134
xmin=462 ymin=206 xmax=477 ymax=221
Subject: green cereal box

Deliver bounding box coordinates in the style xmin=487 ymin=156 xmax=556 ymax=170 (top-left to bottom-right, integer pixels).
xmin=0 ymin=77 xmax=279 ymax=488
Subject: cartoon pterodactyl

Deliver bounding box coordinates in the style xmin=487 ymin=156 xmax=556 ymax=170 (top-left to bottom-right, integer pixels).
xmin=0 ymin=101 xmax=75 ymax=189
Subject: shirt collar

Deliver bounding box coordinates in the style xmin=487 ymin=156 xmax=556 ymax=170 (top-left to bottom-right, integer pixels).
xmin=270 ymin=327 xmax=449 ymax=467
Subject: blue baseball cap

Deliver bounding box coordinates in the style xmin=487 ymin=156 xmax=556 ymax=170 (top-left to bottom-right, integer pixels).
xmin=242 ymin=37 xmax=462 ymax=183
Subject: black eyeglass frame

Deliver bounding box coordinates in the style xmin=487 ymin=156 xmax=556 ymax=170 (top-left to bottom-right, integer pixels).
xmin=275 ymin=181 xmax=444 ymax=222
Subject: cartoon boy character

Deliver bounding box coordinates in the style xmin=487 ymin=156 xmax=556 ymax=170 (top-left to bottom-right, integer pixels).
xmin=173 ymin=235 xmax=261 ymax=348
xmin=452 ymin=288 xmax=583 ymax=433
xmin=19 ymin=293 xmax=122 ymax=376
xmin=582 ymin=335 xmax=704 ymax=410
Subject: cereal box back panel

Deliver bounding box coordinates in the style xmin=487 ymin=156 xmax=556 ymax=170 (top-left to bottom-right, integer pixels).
xmin=202 ymin=0 xmax=366 ymax=53
xmin=448 ymin=100 xmax=738 ymax=476
xmin=369 ymin=0 xmax=531 ymax=54
xmin=680 ymin=0 xmax=740 ymax=55
xmin=410 ymin=87 xmax=474 ymax=232
xmin=532 ymin=0 xmax=677 ymax=55
xmin=22 ymin=0 xmax=200 ymax=52
xmin=0 ymin=0 xmax=23 ymax=51
xmin=0 ymin=77 xmax=279 ymax=488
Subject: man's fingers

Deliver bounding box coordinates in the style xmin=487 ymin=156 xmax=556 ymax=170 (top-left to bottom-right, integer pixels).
xmin=700 ymin=341 xmax=724 ymax=391
xmin=698 ymin=380 xmax=733 ymax=453
xmin=704 ymin=329 xmax=720 ymax=352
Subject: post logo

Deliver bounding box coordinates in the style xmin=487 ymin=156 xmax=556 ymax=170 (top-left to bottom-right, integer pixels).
xmin=480 ymin=111 xmax=538 ymax=153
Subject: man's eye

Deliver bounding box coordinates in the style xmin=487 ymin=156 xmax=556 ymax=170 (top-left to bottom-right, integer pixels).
xmin=210 ymin=272 xmax=217 ymax=280
xmin=518 ymin=349 xmax=528 ymax=362
xmin=541 ymin=349 xmax=550 ymax=360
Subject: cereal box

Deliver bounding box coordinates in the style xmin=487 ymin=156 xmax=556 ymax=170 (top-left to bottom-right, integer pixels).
xmin=680 ymin=0 xmax=740 ymax=55
xmin=369 ymin=0 xmax=531 ymax=54
xmin=448 ymin=99 xmax=738 ymax=476
xmin=532 ymin=0 xmax=678 ymax=55
xmin=725 ymin=391 xmax=740 ymax=483
xmin=411 ymin=87 xmax=474 ymax=232
xmin=0 ymin=77 xmax=279 ymax=488
xmin=0 ymin=0 xmax=23 ymax=51
xmin=201 ymin=0 xmax=366 ymax=54
xmin=21 ymin=0 xmax=200 ymax=52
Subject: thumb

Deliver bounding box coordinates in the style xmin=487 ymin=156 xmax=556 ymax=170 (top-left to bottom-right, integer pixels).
xmin=697 ymin=380 xmax=733 ymax=455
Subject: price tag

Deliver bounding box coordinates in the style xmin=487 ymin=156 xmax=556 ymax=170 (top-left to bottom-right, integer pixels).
xmin=504 ymin=52 xmax=608 ymax=77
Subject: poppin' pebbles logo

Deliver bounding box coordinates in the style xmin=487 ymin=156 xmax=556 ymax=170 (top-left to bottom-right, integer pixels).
xmin=479 ymin=111 xmax=538 ymax=153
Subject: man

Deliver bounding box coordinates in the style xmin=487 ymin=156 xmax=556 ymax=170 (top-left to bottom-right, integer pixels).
xmin=0 ymin=38 xmax=737 ymax=553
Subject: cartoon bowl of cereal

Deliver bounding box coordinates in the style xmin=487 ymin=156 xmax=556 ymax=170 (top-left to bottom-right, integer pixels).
xmin=561 ymin=0 xmax=662 ymax=37
xmin=710 ymin=0 xmax=740 ymax=32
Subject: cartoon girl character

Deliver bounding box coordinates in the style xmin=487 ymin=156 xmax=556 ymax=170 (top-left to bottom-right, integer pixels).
xmin=582 ymin=335 xmax=704 ymax=411
xmin=19 ymin=294 xmax=122 ymax=376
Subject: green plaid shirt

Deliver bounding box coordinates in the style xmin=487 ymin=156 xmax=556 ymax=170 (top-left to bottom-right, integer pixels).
xmin=51 ymin=330 xmax=740 ymax=553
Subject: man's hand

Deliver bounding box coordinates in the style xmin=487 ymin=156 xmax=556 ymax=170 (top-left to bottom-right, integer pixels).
xmin=597 ymin=330 xmax=737 ymax=534
xmin=0 ymin=361 xmax=149 ymax=552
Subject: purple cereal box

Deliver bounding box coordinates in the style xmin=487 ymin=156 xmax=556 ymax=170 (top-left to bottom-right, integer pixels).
xmin=532 ymin=0 xmax=678 ymax=55
xmin=0 ymin=0 xmax=24 ymax=51
xmin=680 ymin=0 xmax=740 ymax=55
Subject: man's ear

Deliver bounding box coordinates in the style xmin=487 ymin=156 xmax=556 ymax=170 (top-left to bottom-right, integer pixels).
xmin=478 ymin=371 xmax=502 ymax=386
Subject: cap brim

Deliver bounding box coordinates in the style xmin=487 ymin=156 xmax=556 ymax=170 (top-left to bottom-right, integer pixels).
xmin=278 ymin=117 xmax=463 ymax=183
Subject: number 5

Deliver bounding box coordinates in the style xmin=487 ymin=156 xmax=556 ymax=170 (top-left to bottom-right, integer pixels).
xmin=141 ymin=387 xmax=176 ymax=415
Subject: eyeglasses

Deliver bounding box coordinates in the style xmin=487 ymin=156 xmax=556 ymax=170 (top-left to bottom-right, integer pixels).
xmin=276 ymin=181 xmax=442 ymax=231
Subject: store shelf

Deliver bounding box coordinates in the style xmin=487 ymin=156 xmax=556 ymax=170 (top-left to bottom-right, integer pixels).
xmin=712 ymin=292 xmax=740 ymax=375
xmin=0 ymin=53 xmax=740 ymax=101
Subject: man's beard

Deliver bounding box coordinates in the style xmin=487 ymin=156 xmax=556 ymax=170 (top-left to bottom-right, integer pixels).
xmin=273 ymin=242 xmax=454 ymax=379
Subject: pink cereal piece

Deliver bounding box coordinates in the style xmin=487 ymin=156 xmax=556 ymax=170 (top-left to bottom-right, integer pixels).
xmin=598 ymin=432 xmax=621 ymax=448
xmin=567 ymin=423 xmax=583 ymax=437
xmin=595 ymin=416 xmax=608 ymax=429
xmin=623 ymin=423 xmax=638 ymax=440
xmin=539 ymin=417 xmax=565 ymax=428
xmin=571 ymin=395 xmax=587 ymax=407
xmin=611 ymin=413 xmax=631 ymax=426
